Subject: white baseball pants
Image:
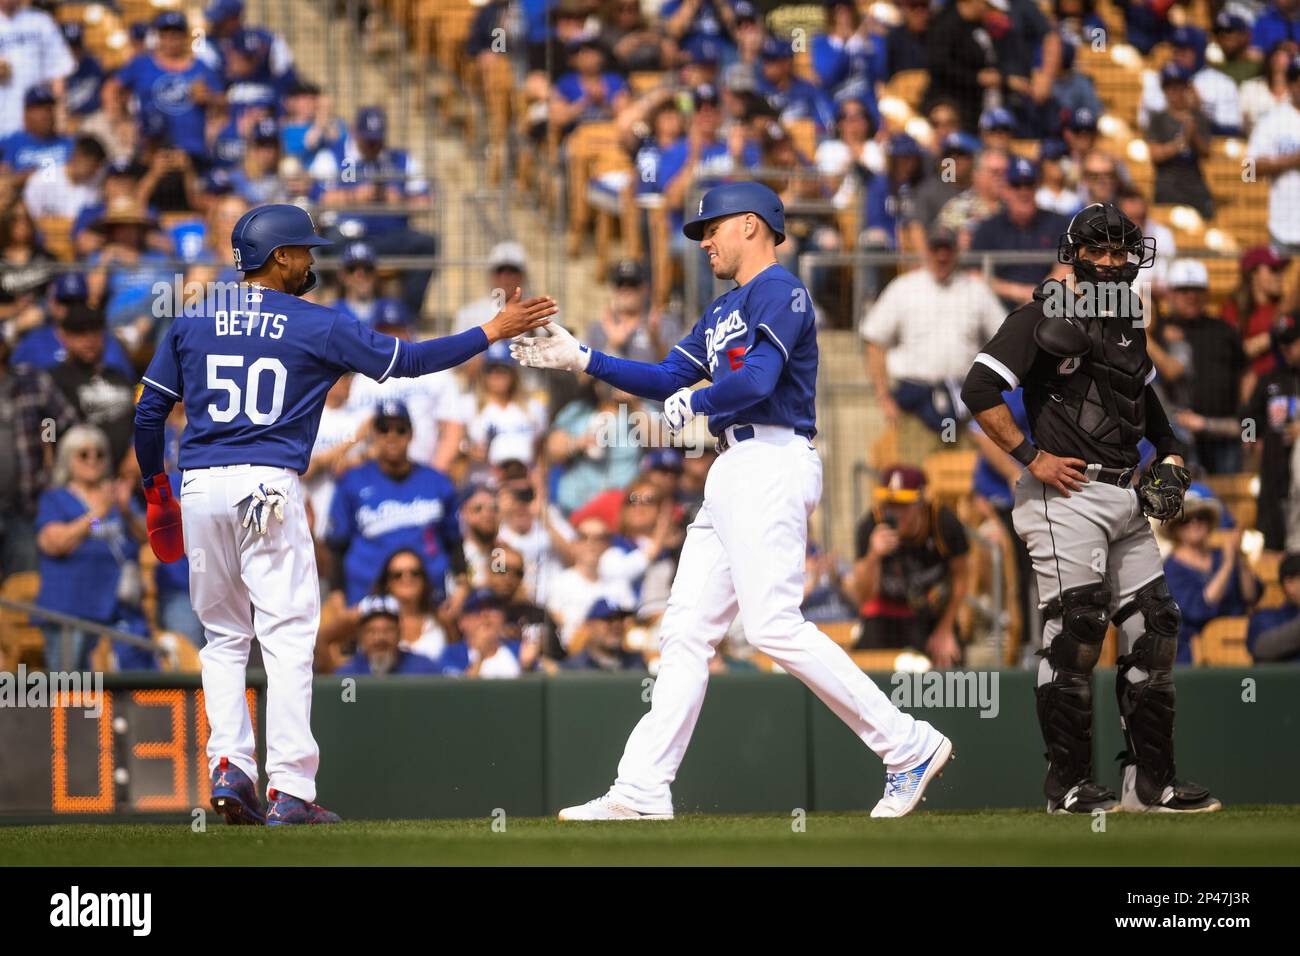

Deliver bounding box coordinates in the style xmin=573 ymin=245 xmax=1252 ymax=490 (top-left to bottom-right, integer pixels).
xmin=181 ymin=464 xmax=321 ymax=802
xmin=610 ymin=427 xmax=942 ymax=813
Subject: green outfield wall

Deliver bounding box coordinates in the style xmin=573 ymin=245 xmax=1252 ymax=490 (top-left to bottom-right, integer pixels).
xmin=307 ymin=667 xmax=1299 ymax=818
xmin=2 ymin=668 xmax=1295 ymax=821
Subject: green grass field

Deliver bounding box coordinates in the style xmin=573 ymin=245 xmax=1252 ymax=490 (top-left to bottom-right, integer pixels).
xmin=3 ymin=806 xmax=1299 ymax=865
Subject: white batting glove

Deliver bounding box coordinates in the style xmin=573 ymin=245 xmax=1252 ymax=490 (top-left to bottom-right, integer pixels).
xmin=242 ymin=483 xmax=287 ymax=536
xmin=662 ymin=387 xmax=696 ymax=434
xmin=510 ymin=323 xmax=591 ymax=372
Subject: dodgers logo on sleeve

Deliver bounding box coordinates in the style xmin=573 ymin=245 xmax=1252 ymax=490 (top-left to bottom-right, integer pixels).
xmin=704 ymin=310 xmax=747 ymax=373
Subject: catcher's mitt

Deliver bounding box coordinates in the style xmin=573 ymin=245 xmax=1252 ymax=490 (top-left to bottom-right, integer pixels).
xmin=1137 ymin=461 xmax=1191 ymax=521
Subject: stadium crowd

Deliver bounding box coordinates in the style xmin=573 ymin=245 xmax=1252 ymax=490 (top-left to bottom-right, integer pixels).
xmin=3 ymin=0 xmax=1300 ymax=675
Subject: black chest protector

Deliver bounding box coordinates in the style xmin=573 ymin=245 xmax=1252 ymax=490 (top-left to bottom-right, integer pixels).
xmin=1032 ymin=314 xmax=1151 ymax=452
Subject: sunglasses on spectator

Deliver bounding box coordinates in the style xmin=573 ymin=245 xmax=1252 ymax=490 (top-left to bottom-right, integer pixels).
xmin=374 ymin=420 xmax=411 ymax=435
xmin=497 ymin=565 xmax=525 ymax=577
xmin=75 ymin=448 xmax=106 ymax=461
xmin=388 ymin=566 xmax=425 ymax=580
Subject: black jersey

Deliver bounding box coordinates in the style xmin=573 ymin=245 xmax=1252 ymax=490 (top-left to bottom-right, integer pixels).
xmin=969 ymin=286 xmax=1156 ymax=468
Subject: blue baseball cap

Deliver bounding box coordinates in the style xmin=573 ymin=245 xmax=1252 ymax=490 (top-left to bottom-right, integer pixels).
xmin=356 ymin=593 xmax=400 ymax=624
xmin=355 ymin=106 xmax=386 ymax=142
xmin=372 ymin=298 xmax=411 ymax=329
xmin=204 ymin=168 xmax=235 ymax=194
xmin=23 ymin=84 xmax=55 ymax=108
xmin=51 ymin=272 xmax=89 ymax=303
xmin=463 ymin=588 xmax=505 ymax=615
xmin=760 ymin=37 xmax=794 ymax=61
xmin=61 ymin=22 xmax=83 ymax=46
xmin=684 ymin=36 xmax=723 ymax=65
xmin=734 ymin=1 xmax=758 ymax=21
xmin=374 ymin=399 xmax=411 ymax=423
xmin=154 ymin=10 xmax=188 ymax=31
xmin=484 ymin=339 xmax=515 ymax=366
xmin=1160 ymin=62 xmax=1193 ymax=87
xmin=888 ymin=133 xmax=923 ymax=158
xmin=227 ymin=28 xmax=267 ymax=56
xmin=642 ymin=448 xmax=684 ymax=473
xmin=1170 ymin=25 xmax=1207 ymax=53
xmin=693 ymin=83 xmax=719 ymax=108
xmin=206 ymin=0 xmax=245 ymax=22
xmin=1215 ymin=9 xmax=1252 ymax=32
xmin=1067 ymin=106 xmax=1098 ymax=131
xmin=979 ymin=107 xmax=1016 ymax=132
xmin=941 ymin=132 xmax=981 ymax=156
xmin=341 ymin=241 xmax=376 ymax=268
xmin=587 ymin=598 xmax=633 ymax=622
xmin=251 ymin=117 xmax=279 ymax=143
xmin=682 ymin=181 xmax=786 ymax=245
xmin=1006 ymin=156 xmax=1039 ymax=186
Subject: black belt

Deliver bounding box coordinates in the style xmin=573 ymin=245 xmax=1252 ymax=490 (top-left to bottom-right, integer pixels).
xmin=1091 ymin=465 xmax=1136 ymax=487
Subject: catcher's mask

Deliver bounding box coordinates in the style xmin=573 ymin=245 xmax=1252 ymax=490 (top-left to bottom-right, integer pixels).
xmin=1058 ymin=202 xmax=1155 ymax=286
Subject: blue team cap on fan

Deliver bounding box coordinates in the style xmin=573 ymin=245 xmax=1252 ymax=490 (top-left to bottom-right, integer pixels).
xmin=888 ymin=133 xmax=923 ymax=158
xmin=24 ymin=84 xmax=55 ymax=108
xmin=642 ymin=448 xmax=684 ymax=473
xmin=587 ymin=598 xmax=633 ymax=622
xmin=942 ymin=132 xmax=981 ymax=155
xmin=355 ymin=106 xmax=387 ymax=142
xmin=206 ymin=0 xmax=245 ymax=22
xmin=1006 ymin=156 xmax=1039 ymax=186
xmin=51 ymin=272 xmax=89 ymax=303
xmin=154 ymin=10 xmax=188 ymax=31
xmin=979 ymin=107 xmax=1016 ymax=131
xmin=341 ymin=241 xmax=376 ymax=267
xmin=463 ymin=588 xmax=505 ymax=614
xmin=372 ymin=298 xmax=411 ymax=329
xmin=484 ymin=339 xmax=514 ymax=367
xmin=1067 ymin=106 xmax=1098 ymax=131
xmin=374 ymin=399 xmax=411 ymax=423
xmin=761 ymin=37 xmax=794 ymax=60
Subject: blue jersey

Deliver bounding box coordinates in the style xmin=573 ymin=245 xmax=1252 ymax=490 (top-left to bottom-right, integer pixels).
xmin=140 ymin=286 xmax=404 ymax=473
xmin=0 ymin=132 xmax=72 ymax=172
xmin=11 ymin=321 xmax=134 ymax=379
xmin=115 ymin=54 xmax=223 ymax=156
xmin=65 ymin=55 xmax=105 ymax=115
xmin=325 ymin=460 xmax=462 ymax=604
xmin=674 ymin=264 xmax=817 ymax=437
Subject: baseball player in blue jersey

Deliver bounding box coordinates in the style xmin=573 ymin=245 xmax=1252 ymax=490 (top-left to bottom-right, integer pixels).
xmin=132 ymin=203 xmax=555 ymax=825
xmin=513 ymin=182 xmax=953 ymax=819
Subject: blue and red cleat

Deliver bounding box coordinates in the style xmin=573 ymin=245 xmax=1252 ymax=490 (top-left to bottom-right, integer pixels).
xmin=265 ymin=789 xmax=342 ymax=825
xmin=209 ymin=756 xmax=266 ymax=825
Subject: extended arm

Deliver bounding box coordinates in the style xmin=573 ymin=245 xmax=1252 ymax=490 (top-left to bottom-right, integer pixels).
xmin=512 ymin=324 xmax=702 ymax=401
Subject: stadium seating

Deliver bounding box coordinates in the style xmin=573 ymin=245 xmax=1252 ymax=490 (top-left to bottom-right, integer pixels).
xmin=1195 ymin=616 xmax=1252 ymax=666
xmin=0 ymin=571 xmax=44 ymax=669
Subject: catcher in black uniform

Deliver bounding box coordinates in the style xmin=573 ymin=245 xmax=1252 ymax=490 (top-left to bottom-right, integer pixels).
xmin=960 ymin=203 xmax=1221 ymax=814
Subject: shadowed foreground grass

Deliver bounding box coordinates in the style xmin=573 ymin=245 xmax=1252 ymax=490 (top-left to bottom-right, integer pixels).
xmin=2 ymin=806 xmax=1298 ymax=865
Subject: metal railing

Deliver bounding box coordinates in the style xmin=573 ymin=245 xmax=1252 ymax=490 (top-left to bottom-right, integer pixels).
xmin=0 ymin=599 xmax=172 ymax=670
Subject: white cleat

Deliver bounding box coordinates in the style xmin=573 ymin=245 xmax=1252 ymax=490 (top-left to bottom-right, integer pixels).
xmin=557 ymin=792 xmax=674 ymax=821
xmin=871 ymin=736 xmax=954 ymax=819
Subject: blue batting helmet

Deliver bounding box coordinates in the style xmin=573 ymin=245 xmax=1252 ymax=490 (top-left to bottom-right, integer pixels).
xmin=230 ymin=204 xmax=330 ymax=290
xmin=682 ymin=182 xmax=786 ymax=245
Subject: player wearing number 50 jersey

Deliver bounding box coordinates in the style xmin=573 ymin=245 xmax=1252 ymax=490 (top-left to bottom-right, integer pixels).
xmin=132 ymin=204 xmax=555 ymax=825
